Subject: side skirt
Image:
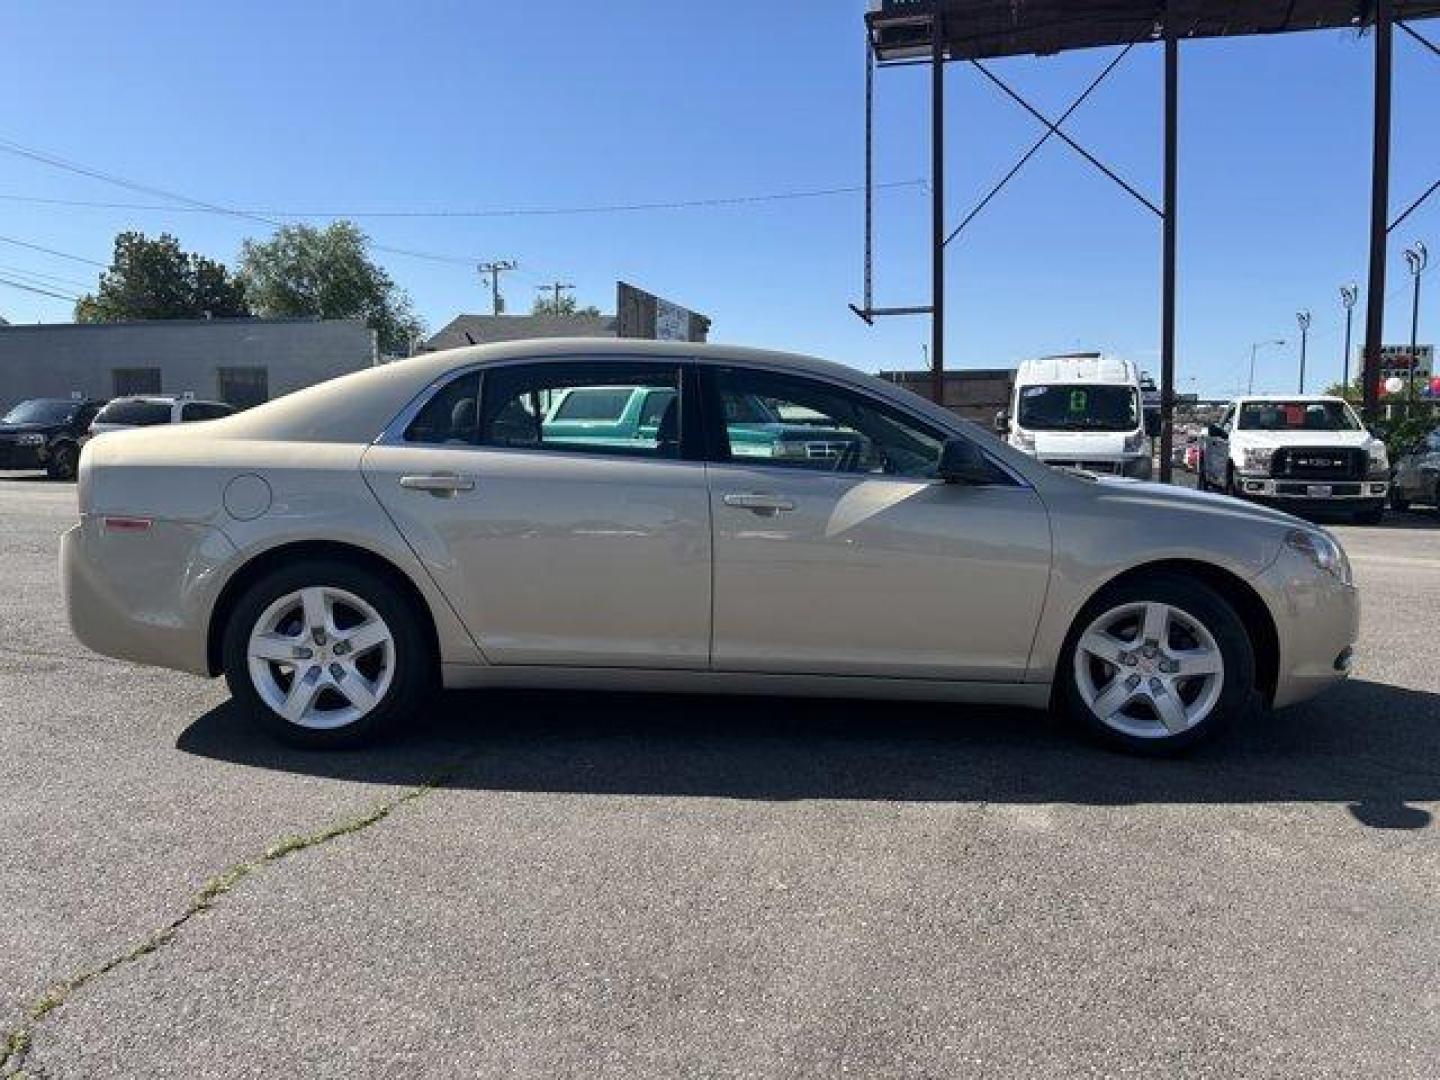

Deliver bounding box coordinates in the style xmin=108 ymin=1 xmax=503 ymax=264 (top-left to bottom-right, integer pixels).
xmin=440 ymin=663 xmax=1051 ymax=708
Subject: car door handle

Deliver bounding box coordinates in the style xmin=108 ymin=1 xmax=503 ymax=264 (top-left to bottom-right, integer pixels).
xmin=399 ymin=473 xmax=474 ymax=496
xmin=722 ymin=492 xmax=796 ymax=515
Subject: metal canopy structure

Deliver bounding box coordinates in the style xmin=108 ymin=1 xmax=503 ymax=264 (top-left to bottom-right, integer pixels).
xmin=857 ymin=0 xmax=1440 ymax=482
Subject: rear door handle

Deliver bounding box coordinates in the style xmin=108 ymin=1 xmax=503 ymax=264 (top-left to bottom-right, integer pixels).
xmin=399 ymin=472 xmax=474 ymax=496
xmin=722 ymin=492 xmax=796 ymax=515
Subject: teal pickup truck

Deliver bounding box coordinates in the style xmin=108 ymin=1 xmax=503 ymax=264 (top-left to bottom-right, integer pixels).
xmin=541 ymin=385 xmax=869 ymax=465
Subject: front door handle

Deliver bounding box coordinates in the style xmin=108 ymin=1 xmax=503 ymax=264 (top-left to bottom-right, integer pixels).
xmin=722 ymin=492 xmax=796 ymax=515
xmin=399 ymin=472 xmax=475 ymax=496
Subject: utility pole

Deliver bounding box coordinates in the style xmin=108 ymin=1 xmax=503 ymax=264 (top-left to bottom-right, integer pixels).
xmin=477 ymin=260 xmax=517 ymax=316
xmin=1340 ymin=284 xmax=1359 ymax=396
xmin=1296 ymin=310 xmax=1312 ymax=393
xmin=536 ymin=281 xmax=576 ymax=312
xmin=1403 ymin=242 xmax=1428 ymax=408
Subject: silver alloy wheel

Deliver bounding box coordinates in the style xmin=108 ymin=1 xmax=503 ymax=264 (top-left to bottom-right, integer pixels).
xmin=1073 ymin=600 xmax=1225 ymax=739
xmin=246 ymin=586 xmax=395 ymax=730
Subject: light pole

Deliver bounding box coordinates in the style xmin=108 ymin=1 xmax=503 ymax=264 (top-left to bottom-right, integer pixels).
xmin=1296 ymin=310 xmax=1312 ymax=393
xmin=1403 ymin=242 xmax=1428 ymax=407
xmin=1340 ymin=284 xmax=1359 ymax=398
xmin=1248 ymin=339 xmax=1285 ymax=395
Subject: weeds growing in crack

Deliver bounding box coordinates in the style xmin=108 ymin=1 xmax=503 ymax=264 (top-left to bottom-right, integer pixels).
xmin=0 ymin=778 xmax=443 ymax=1074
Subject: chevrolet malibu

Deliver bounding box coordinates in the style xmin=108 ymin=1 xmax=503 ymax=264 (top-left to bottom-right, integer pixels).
xmin=62 ymin=340 xmax=1358 ymax=753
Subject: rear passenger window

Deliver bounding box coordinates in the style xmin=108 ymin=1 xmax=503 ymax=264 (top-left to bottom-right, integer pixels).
xmin=479 ymin=362 xmax=682 ymax=459
xmin=405 ymin=373 xmax=480 ymax=445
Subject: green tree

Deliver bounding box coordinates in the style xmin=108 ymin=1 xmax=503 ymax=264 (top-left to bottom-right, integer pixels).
xmin=531 ymin=293 xmax=601 ymax=317
xmin=74 ymin=231 xmax=249 ymax=322
xmin=238 ymin=222 xmax=424 ymax=354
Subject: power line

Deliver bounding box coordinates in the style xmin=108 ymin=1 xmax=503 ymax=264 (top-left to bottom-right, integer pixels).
xmin=0 ymin=234 xmax=106 ymax=267
xmin=0 ymin=180 xmax=926 ymax=220
xmin=0 ymin=262 xmax=93 ymax=290
xmin=0 ymin=275 xmax=79 ymax=302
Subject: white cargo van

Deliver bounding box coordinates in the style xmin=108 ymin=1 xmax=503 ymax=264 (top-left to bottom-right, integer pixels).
xmin=998 ymin=354 xmax=1154 ymax=478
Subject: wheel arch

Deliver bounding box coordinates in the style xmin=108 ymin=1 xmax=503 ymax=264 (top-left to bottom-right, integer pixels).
xmin=1072 ymin=559 xmax=1279 ymax=706
xmin=205 ymin=539 xmax=442 ymax=678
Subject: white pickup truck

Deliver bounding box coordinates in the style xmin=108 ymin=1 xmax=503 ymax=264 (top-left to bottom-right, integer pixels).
xmin=1198 ymin=395 xmax=1389 ymax=524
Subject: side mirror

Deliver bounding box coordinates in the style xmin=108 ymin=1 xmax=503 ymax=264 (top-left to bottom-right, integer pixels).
xmin=1144 ymin=412 xmax=1162 ymax=438
xmin=1207 ymin=424 xmax=1226 ymax=439
xmin=993 ymin=410 xmax=1010 ymax=434
xmin=938 ymin=437 xmax=994 ymax=485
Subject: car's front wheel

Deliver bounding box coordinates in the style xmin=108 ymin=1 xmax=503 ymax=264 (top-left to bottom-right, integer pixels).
xmin=1058 ymin=574 xmax=1255 ymax=754
xmin=221 ymin=560 xmax=434 ymax=748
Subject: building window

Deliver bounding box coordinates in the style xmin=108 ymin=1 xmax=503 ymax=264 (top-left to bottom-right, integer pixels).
xmin=112 ymin=368 xmax=162 ymax=396
xmin=217 ymin=367 xmax=269 ymax=409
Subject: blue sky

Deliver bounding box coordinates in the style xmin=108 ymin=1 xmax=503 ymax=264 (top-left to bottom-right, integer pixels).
xmin=1 ymin=0 xmax=1436 ymax=396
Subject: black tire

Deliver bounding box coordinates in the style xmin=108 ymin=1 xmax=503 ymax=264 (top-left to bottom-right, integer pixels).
xmin=1388 ymin=486 xmax=1410 ymax=512
xmin=1225 ymin=464 xmax=1242 ymax=499
xmin=46 ymin=441 xmax=78 ymax=481
xmin=1353 ymin=506 xmax=1385 ymax=526
xmin=1057 ymin=572 xmax=1256 ymax=755
xmin=221 ymin=559 xmax=434 ymax=748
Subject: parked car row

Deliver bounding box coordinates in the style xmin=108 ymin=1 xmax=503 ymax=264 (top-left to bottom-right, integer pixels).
xmin=0 ymin=394 xmax=234 ymax=479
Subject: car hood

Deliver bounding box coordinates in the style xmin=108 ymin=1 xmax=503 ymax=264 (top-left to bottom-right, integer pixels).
xmin=1230 ymin=430 xmax=1377 ymax=449
xmin=1027 ymin=429 xmax=1136 ymax=455
xmin=1085 ymin=473 xmax=1309 ymax=528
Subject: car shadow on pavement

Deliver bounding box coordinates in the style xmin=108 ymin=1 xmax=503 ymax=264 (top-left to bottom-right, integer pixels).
xmin=177 ymin=677 xmax=1439 ymax=829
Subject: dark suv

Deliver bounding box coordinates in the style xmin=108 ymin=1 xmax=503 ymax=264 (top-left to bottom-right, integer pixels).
xmin=0 ymin=398 xmax=106 ymax=480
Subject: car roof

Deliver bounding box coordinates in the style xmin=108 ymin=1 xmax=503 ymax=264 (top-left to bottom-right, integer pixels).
xmin=1235 ymin=395 xmax=1346 ymax=403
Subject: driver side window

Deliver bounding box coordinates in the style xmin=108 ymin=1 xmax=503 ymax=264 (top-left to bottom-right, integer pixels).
xmin=709 ymin=367 xmax=944 ymax=478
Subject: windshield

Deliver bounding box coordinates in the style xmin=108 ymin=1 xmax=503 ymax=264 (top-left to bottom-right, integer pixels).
xmin=1237 ymin=400 xmax=1360 ymax=432
xmin=95 ymin=400 xmax=173 ymax=426
xmin=2 ymin=399 xmax=77 ymax=425
xmin=1016 ymin=384 xmax=1139 ymax=432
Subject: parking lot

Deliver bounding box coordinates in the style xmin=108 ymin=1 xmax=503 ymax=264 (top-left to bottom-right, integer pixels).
xmin=2 ymin=473 xmax=1438 ymax=1078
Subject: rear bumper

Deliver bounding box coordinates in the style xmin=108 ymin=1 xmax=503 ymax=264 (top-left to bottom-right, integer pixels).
xmin=61 ymin=517 xmax=236 ymax=676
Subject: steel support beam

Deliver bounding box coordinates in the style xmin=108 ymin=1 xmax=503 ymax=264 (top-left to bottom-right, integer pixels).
xmin=1362 ymin=0 xmax=1393 ymax=423
xmin=930 ymin=6 xmax=946 ymax=406
xmin=1158 ymin=29 xmax=1178 ymax=484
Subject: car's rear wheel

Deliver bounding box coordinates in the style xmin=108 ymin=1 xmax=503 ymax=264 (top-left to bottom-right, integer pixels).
xmin=221 ymin=560 xmax=433 ymax=748
xmin=46 ymin=441 xmax=78 ymax=481
xmin=1059 ymin=574 xmax=1255 ymax=754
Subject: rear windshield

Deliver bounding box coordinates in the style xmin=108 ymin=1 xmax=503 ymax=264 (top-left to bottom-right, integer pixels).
xmin=95 ymin=400 xmax=173 ymax=426
xmin=1237 ymin=401 xmax=1360 ymax=432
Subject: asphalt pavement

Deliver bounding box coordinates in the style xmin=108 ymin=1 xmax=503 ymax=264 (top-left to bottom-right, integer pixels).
xmin=2 ymin=473 xmax=1437 ymax=1079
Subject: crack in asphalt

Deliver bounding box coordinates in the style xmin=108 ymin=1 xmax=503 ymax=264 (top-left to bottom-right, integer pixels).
xmin=0 ymin=770 xmax=459 ymax=1077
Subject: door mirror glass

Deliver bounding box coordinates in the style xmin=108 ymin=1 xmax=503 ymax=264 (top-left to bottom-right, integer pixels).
xmin=993 ymin=410 xmax=1010 ymax=433
xmin=938 ymin=437 xmax=995 ymax=484
xmin=1207 ymin=424 xmax=1227 ymax=439
xmin=1144 ymin=412 xmax=1162 ymax=438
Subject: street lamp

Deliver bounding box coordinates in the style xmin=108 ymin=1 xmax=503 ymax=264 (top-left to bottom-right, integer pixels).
xmin=1248 ymin=339 xmax=1285 ymax=395
xmin=1403 ymin=242 xmax=1428 ymax=406
xmin=1296 ymin=310 xmax=1312 ymax=393
xmin=1340 ymin=284 xmax=1359 ymax=397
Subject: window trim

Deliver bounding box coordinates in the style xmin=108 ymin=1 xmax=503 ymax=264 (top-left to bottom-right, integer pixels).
xmin=377 ymin=355 xmax=705 ymax=464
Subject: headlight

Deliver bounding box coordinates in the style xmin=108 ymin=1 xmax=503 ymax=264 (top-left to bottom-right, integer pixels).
xmin=1367 ymin=443 xmax=1389 ymax=475
xmin=1122 ymin=431 xmax=1148 ymax=453
xmin=16 ymin=433 xmax=46 ymax=446
xmin=1286 ymin=528 xmax=1352 ymax=585
xmin=1012 ymin=430 xmax=1036 ymax=453
xmin=1240 ymin=446 xmax=1275 ymax=473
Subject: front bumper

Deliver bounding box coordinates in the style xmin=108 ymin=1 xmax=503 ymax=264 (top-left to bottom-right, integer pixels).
xmin=61 ymin=516 xmax=236 ymax=676
xmin=1253 ymin=539 xmax=1360 ymax=709
xmin=1234 ymin=476 xmax=1387 ymax=515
